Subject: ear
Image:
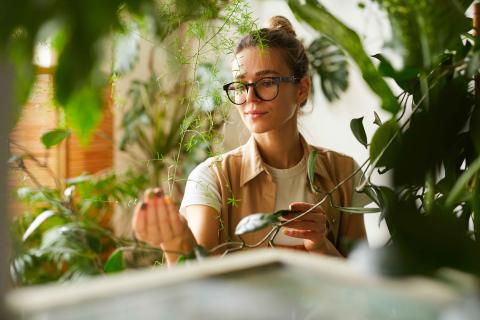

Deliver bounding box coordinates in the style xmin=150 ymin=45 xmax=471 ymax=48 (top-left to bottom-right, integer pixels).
xmin=296 ymin=76 xmax=311 ymax=106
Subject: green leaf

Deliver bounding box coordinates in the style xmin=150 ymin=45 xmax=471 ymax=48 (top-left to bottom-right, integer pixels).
xmin=360 ymin=185 xmax=381 ymax=206
xmin=372 ymin=0 xmax=471 ymax=69
xmin=350 ymin=117 xmax=368 ymax=148
xmin=472 ymin=176 xmax=480 ymax=235
xmin=372 ymin=54 xmax=419 ymax=92
xmin=377 ymin=186 xmax=396 ymax=229
xmin=288 ymin=0 xmax=399 ymax=114
xmin=471 ymin=103 xmax=480 ymax=154
xmin=235 ymin=213 xmax=280 ymax=235
xmin=336 ymin=206 xmax=381 ymax=214
xmin=308 ymin=36 xmax=349 ymax=101
xmin=64 ymin=85 xmax=103 ymax=145
xmin=8 ymin=30 xmax=35 ymax=126
xmin=445 ymin=155 xmax=480 ymax=209
xmin=41 ymin=129 xmax=70 ymax=149
xmin=307 ymin=150 xmax=319 ymax=193
xmin=104 ymin=249 xmax=125 ymax=274
xmin=373 ymin=111 xmax=383 ymax=126
xmin=369 ymin=118 xmax=401 ymax=168
xmin=193 ymin=245 xmax=209 ymax=261
xmin=22 ymin=210 xmax=56 ymax=242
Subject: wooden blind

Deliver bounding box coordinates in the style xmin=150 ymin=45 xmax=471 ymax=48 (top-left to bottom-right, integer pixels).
xmin=9 ymin=70 xmax=113 ymax=215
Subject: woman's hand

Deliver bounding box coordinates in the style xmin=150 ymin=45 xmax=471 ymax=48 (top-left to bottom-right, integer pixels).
xmin=132 ymin=188 xmax=196 ymax=262
xmin=282 ymin=202 xmax=341 ymax=257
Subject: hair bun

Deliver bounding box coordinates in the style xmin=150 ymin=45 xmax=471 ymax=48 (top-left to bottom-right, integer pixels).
xmin=267 ymin=16 xmax=296 ymax=37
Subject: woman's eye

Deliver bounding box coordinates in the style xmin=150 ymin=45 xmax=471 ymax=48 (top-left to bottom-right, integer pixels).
xmin=260 ymin=79 xmax=275 ymax=87
xmin=229 ymin=83 xmax=244 ymax=92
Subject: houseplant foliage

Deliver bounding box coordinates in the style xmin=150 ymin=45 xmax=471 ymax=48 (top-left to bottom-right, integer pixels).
xmin=0 ymin=0 xmax=230 ymax=143
xmin=9 ymin=167 xmax=149 ymax=285
xmin=286 ymin=0 xmax=480 ymax=276
xmin=7 ymin=0 xmax=260 ymax=283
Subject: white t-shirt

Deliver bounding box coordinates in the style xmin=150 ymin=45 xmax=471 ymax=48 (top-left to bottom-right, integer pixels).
xmin=180 ymin=156 xmax=371 ymax=246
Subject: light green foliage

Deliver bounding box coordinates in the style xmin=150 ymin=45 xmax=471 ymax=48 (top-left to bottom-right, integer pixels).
xmin=40 ymin=129 xmax=70 ymax=149
xmin=117 ymin=0 xmax=259 ymax=197
xmin=8 ymin=0 xmax=262 ymax=284
xmin=10 ymin=170 xmax=148 ymax=286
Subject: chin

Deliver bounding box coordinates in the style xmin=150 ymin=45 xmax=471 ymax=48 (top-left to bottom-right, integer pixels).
xmin=246 ymin=124 xmax=274 ymax=134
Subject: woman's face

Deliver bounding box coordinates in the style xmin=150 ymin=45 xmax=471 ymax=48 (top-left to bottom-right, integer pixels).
xmin=231 ymin=47 xmax=308 ymax=134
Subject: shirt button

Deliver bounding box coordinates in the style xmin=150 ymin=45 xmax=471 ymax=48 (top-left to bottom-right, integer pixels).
xmin=331 ymin=218 xmax=337 ymax=224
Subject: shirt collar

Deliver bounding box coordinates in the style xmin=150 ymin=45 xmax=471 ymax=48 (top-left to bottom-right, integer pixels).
xmin=239 ymin=134 xmax=329 ymax=187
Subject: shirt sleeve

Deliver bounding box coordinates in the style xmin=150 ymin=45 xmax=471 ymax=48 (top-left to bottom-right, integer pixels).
xmin=351 ymin=159 xmax=374 ymax=208
xmin=179 ymin=160 xmax=222 ymax=216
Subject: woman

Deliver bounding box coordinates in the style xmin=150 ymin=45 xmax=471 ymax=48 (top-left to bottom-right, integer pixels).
xmin=132 ymin=16 xmax=369 ymax=266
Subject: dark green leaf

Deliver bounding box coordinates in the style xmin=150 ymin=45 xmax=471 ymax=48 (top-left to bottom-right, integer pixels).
xmin=332 ymin=205 xmax=381 ymax=214
xmin=235 ymin=213 xmax=280 ymax=235
xmin=193 ymin=245 xmax=209 ymax=261
xmin=394 ymin=78 xmax=472 ymax=186
xmin=373 ymin=111 xmax=383 ymax=126
xmin=372 ymin=54 xmax=419 ymax=92
xmin=377 ymin=186 xmax=396 ymax=229
xmin=307 ymin=150 xmax=319 ymax=193
xmin=350 ymin=117 xmax=368 ymax=148
xmin=308 ymin=36 xmax=349 ymax=102
xmin=472 ymin=176 xmax=480 ymax=235
xmin=372 ymin=0 xmax=471 ymax=69
xmin=471 ymin=103 xmax=480 ymax=154
xmin=361 ymin=185 xmax=381 ymax=206
xmin=104 ymin=249 xmax=125 ymax=274
xmin=446 ymin=155 xmax=480 ymax=208
xmin=288 ymin=0 xmax=399 ymax=113
xmin=41 ymin=129 xmax=70 ymax=149
xmin=369 ymin=119 xmax=401 ymax=168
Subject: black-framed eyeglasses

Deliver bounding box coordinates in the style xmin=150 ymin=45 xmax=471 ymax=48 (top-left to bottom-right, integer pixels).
xmin=222 ymin=76 xmax=299 ymax=105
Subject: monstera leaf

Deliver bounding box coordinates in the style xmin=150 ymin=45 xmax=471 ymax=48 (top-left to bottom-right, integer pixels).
xmin=308 ymin=36 xmax=349 ymax=102
xmin=288 ymin=0 xmax=399 ymax=113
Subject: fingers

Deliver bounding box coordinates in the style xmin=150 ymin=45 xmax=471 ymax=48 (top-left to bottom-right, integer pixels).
xmin=289 ymin=201 xmax=327 ymax=215
xmin=283 ymin=228 xmax=319 ymax=240
xmin=165 ymin=195 xmax=185 ymax=235
xmin=132 ymin=187 xmax=191 ymax=251
xmin=153 ymin=188 xmax=173 ymax=242
xmin=283 ymin=220 xmax=326 ymax=234
xmin=286 ymin=202 xmax=327 ymax=224
xmin=132 ymin=201 xmax=148 ymax=242
xmin=145 ymin=190 xmax=162 ymax=246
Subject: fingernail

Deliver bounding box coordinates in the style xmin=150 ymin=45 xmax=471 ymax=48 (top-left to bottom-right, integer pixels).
xmin=147 ymin=190 xmax=155 ymax=199
xmin=141 ymin=202 xmax=148 ymax=210
xmin=155 ymin=189 xmax=164 ymax=198
xmin=164 ymin=196 xmax=172 ymax=205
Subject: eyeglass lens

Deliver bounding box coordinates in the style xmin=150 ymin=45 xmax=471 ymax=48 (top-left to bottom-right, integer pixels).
xmin=227 ymin=78 xmax=279 ymax=104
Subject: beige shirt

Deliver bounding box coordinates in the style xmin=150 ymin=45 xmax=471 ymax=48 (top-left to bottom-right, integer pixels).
xmin=181 ymin=134 xmax=367 ymax=256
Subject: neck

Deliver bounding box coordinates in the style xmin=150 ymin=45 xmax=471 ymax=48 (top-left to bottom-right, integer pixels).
xmin=253 ymin=125 xmax=303 ymax=169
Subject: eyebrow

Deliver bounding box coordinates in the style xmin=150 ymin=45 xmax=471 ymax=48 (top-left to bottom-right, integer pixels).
xmin=235 ymin=69 xmax=281 ymax=80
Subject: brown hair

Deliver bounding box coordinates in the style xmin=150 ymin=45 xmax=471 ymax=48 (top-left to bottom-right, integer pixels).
xmin=236 ymin=16 xmax=309 ymax=81
xmin=235 ymin=16 xmax=309 ymax=106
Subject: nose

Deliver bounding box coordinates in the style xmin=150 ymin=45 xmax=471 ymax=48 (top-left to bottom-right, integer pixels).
xmin=244 ymin=83 xmax=260 ymax=104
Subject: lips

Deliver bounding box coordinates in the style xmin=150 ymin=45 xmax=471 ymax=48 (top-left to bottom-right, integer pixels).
xmin=245 ymin=111 xmax=268 ymax=118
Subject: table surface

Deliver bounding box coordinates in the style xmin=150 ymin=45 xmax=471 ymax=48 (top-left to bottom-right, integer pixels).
xmin=7 ymin=249 xmax=475 ymax=320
